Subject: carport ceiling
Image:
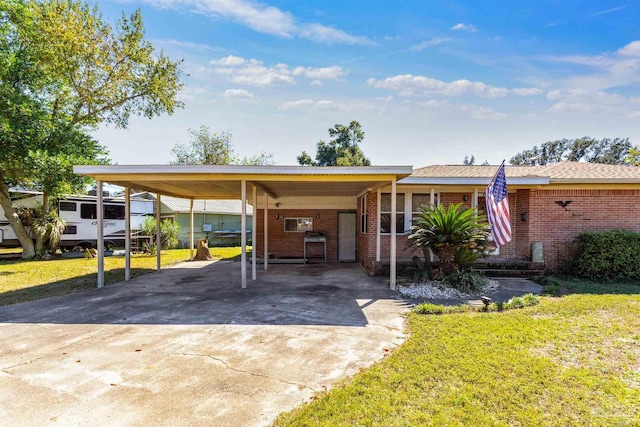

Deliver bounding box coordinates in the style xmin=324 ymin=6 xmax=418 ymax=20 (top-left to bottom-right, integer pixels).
xmin=74 ymin=165 xmax=414 ymax=200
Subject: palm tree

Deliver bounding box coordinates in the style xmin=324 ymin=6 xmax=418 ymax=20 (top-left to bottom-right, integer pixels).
xmin=407 ymin=203 xmax=492 ymax=279
xmin=31 ymin=209 xmax=66 ymax=255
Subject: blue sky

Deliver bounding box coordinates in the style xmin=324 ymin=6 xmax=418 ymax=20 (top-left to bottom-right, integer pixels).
xmin=93 ymin=0 xmax=640 ymax=166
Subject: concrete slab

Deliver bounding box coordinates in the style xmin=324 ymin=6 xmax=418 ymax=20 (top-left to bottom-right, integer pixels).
xmin=0 ymin=261 xmax=409 ymax=427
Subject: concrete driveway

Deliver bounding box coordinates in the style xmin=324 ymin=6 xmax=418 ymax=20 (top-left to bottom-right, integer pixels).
xmin=0 ymin=261 xmax=409 ymax=426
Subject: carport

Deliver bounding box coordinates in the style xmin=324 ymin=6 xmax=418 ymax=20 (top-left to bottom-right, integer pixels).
xmin=73 ymin=165 xmax=413 ymax=289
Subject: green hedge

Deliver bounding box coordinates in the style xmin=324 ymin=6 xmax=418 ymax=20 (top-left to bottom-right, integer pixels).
xmin=571 ymin=230 xmax=640 ymax=280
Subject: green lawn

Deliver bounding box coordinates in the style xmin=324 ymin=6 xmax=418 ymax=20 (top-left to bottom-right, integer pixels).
xmin=276 ymin=281 xmax=640 ymax=426
xmin=0 ymin=247 xmax=245 ymax=306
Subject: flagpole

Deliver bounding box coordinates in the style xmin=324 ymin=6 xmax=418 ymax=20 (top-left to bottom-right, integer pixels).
xmin=489 ymin=160 xmax=506 ymax=184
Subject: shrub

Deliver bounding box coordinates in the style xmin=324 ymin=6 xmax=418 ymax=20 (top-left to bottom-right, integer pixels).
xmin=405 ymin=256 xmax=431 ymax=283
xmin=534 ymin=276 xmax=564 ymax=297
xmin=415 ymin=293 xmax=540 ymax=315
xmin=141 ymin=217 xmax=180 ymax=251
xmin=407 ymin=203 xmax=492 ymax=279
xmin=571 ymin=230 xmax=640 ymax=280
xmin=443 ymin=271 xmax=488 ymax=293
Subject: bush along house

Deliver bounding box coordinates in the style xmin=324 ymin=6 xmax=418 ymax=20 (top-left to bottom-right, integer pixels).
xmin=74 ymin=162 xmax=640 ymax=289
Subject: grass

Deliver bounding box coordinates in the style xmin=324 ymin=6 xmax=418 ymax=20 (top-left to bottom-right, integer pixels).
xmin=0 ymin=247 xmax=246 ymax=306
xmin=276 ymin=280 xmax=640 ymax=426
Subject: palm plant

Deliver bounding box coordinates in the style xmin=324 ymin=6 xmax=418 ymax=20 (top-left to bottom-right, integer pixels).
xmin=407 ymin=203 xmax=492 ymax=279
xmin=31 ymin=209 xmax=66 ymax=255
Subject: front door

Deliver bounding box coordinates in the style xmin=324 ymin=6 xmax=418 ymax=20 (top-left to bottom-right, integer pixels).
xmin=338 ymin=211 xmax=357 ymax=262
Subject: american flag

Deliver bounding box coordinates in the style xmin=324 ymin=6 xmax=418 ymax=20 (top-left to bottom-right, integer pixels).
xmin=485 ymin=161 xmax=512 ymax=247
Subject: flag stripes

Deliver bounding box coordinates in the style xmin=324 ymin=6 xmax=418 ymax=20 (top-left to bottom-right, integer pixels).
xmin=485 ymin=162 xmax=512 ymax=247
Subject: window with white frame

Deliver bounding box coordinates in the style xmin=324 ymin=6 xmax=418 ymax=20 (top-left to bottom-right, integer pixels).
xmin=380 ymin=193 xmax=405 ymax=234
xmin=360 ymin=194 xmax=368 ymax=234
xmin=411 ymin=193 xmax=438 ymax=224
xmin=284 ymin=217 xmax=313 ymax=232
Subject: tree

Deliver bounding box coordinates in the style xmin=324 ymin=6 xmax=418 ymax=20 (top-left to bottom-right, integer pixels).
xmin=510 ymin=137 xmax=638 ymax=166
xmin=463 ymin=155 xmax=475 ymax=165
xmin=626 ymin=148 xmax=640 ymax=166
xmin=407 ymin=203 xmax=492 ymax=279
xmin=0 ymin=0 xmax=184 ymax=258
xmin=171 ymin=126 xmax=274 ymax=165
xmin=141 ymin=216 xmax=179 ymax=252
xmin=297 ymin=120 xmax=371 ymax=166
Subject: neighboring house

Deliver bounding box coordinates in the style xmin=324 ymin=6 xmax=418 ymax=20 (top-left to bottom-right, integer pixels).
xmin=140 ymin=194 xmax=253 ymax=247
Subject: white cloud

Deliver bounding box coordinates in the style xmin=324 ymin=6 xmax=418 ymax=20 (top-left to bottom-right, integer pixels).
xmin=279 ymin=99 xmax=339 ymax=110
xmin=456 ymin=104 xmax=507 ymax=120
xmin=409 ymin=37 xmax=452 ymax=52
xmin=278 ymin=98 xmax=380 ymax=113
xmin=544 ymin=40 xmax=640 ymax=91
xmin=310 ymin=80 xmax=323 ymax=86
xmin=210 ymin=55 xmax=247 ymax=66
xmin=617 ymin=41 xmax=640 ymax=57
xmin=451 ymin=23 xmax=478 ymax=32
xmin=292 ymin=65 xmax=347 ymax=80
xmin=298 ymin=24 xmax=372 ymax=45
xmin=155 ymin=38 xmax=217 ymax=51
xmin=627 ymin=110 xmax=640 ymax=118
xmin=367 ymin=74 xmax=542 ymax=98
xmin=223 ymin=88 xmax=255 ymax=99
xmin=129 ymin=0 xmax=369 ymax=44
xmin=210 ymin=55 xmax=346 ymax=86
xmin=590 ymin=5 xmax=628 ymax=18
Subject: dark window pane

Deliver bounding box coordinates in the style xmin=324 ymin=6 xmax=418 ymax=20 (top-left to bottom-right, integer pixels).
xmin=380 ymin=213 xmax=404 ymax=234
xmin=59 ymin=201 xmax=77 ymax=211
xmin=63 ymin=225 xmax=77 ymax=235
xmin=412 ymin=194 xmax=430 ymax=211
xmin=104 ymin=205 xmax=125 ymax=220
xmin=381 ymin=193 xmax=405 ymax=212
xmin=80 ymin=204 xmax=96 ymax=219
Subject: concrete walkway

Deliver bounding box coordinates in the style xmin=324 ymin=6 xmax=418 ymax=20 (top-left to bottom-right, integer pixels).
xmin=0 ymin=262 xmax=409 ymax=427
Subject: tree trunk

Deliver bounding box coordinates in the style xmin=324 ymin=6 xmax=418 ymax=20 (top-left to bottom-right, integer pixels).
xmin=0 ymin=177 xmax=36 ymax=259
xmin=34 ymin=191 xmax=48 ymax=255
xmin=194 ymin=238 xmax=212 ymax=261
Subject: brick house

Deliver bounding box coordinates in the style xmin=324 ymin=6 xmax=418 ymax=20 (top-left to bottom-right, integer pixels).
xmin=75 ymin=162 xmax=640 ymax=289
xmin=352 ymin=162 xmax=640 ymax=274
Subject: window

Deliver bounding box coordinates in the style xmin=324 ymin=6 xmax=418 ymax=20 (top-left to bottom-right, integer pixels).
xmin=59 ymin=201 xmax=77 ymax=211
xmin=284 ymin=218 xmax=313 ymax=232
xmin=411 ymin=193 xmax=438 ymax=224
xmin=80 ymin=203 xmax=96 ymax=219
xmin=380 ymin=193 xmax=405 ymax=234
xmin=80 ymin=203 xmax=125 ymax=220
xmin=63 ymin=225 xmax=77 ymax=235
xmin=360 ymin=195 xmax=368 ymax=234
xmin=104 ymin=205 xmax=125 ymax=220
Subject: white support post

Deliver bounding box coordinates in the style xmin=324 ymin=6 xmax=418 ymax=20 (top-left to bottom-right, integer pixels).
xmin=156 ymin=194 xmax=161 ymax=271
xmin=189 ymin=199 xmax=194 ymax=260
xmin=376 ymin=188 xmax=381 ymax=263
xmin=97 ymin=181 xmax=104 ymax=288
xmin=430 ymin=187 xmax=435 ymax=206
xmin=473 ymin=188 xmax=478 ymax=212
xmin=390 ymin=180 xmax=397 ymax=290
xmin=241 ymin=180 xmax=247 ymax=288
xmin=252 ymin=184 xmax=257 ymax=280
xmin=264 ymin=194 xmax=268 ymax=270
xmin=125 ymin=187 xmax=131 ymax=281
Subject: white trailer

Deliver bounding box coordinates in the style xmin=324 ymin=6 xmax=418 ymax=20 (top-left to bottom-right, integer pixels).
xmin=0 ymin=195 xmax=155 ymax=249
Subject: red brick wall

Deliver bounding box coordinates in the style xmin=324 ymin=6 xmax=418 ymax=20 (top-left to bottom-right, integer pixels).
xmin=515 ymin=189 xmax=531 ymax=259
xmin=255 ymin=209 xmax=340 ymax=262
xmin=529 ymin=189 xmax=640 ymax=271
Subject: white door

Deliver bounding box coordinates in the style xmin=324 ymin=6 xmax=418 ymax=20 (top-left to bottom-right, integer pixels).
xmin=338 ymin=212 xmax=357 ymax=262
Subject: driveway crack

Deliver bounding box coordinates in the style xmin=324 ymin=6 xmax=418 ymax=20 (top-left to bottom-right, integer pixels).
xmin=1 ymin=328 xmax=107 ymax=374
xmin=175 ymin=352 xmax=317 ymax=392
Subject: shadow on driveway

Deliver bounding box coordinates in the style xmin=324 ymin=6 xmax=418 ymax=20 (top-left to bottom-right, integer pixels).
xmin=0 ymin=261 xmax=410 ymax=326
